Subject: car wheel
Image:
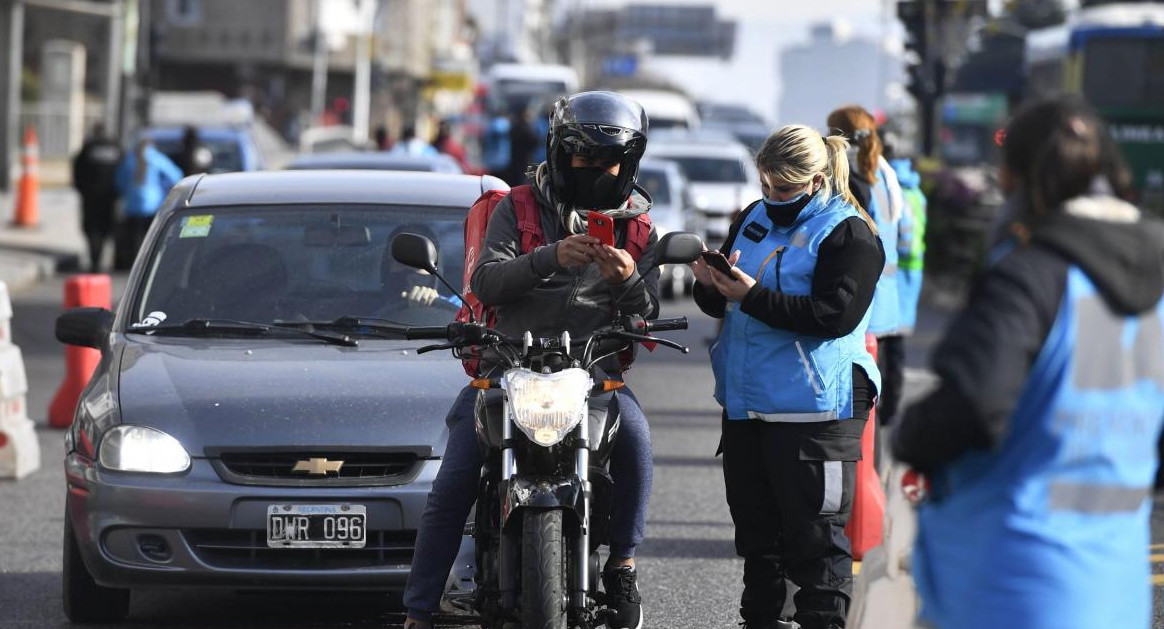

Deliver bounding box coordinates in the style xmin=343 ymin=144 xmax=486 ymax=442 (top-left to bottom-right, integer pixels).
xmin=660 ymin=278 xmax=675 ymax=301
xmin=63 ymin=512 xmax=130 ymax=623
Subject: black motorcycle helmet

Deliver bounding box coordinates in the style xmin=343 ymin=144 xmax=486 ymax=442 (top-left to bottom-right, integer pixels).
xmin=546 ymin=91 xmax=649 ymax=209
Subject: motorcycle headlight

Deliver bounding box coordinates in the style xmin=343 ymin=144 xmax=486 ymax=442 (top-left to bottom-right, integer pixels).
xmin=99 ymin=425 xmax=191 ymax=473
xmin=504 ymin=368 xmax=592 ymax=447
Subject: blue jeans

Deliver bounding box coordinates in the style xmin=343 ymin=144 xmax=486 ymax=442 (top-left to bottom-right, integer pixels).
xmin=404 ymin=385 xmax=653 ymax=621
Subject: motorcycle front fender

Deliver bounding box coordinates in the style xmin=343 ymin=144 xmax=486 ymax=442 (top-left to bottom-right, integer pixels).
xmin=501 ymin=475 xmax=585 ymax=531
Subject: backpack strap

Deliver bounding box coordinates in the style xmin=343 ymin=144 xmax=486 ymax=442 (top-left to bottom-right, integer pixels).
xmin=623 ymin=213 xmax=652 ymax=262
xmin=509 ymin=185 xmax=544 ymax=254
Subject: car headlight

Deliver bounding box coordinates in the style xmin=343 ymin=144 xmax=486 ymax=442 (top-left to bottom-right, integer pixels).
xmin=504 ymin=368 xmax=592 ymax=447
xmin=99 ymin=425 xmax=191 ymax=473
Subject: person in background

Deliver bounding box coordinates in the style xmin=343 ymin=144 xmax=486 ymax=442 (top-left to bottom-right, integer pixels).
xmin=373 ymin=125 xmax=393 ymax=151
xmin=176 ymin=125 xmax=212 ymax=176
xmin=432 ymin=119 xmax=471 ymax=172
xmin=390 ymin=125 xmax=439 ymax=158
xmin=885 ymin=134 xmax=928 ymax=370
xmin=827 ymin=106 xmax=905 ymax=426
xmin=691 ymin=124 xmax=884 ymax=629
xmin=893 ymin=96 xmax=1164 ymax=629
xmin=505 ymin=106 xmax=540 ymax=186
xmin=113 ymin=139 xmax=183 ymax=266
xmin=72 ymin=123 xmax=122 ymax=272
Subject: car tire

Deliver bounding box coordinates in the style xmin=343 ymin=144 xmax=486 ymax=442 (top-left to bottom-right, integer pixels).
xmin=63 ymin=512 xmax=131 ymax=623
xmin=660 ymin=278 xmax=676 ymax=301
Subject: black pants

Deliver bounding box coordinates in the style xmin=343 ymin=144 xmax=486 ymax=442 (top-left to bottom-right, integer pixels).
xmin=721 ymin=368 xmax=873 ymax=629
xmin=116 ymin=215 xmax=154 ymax=270
xmin=81 ymin=195 xmax=115 ymax=272
xmin=876 ymin=335 xmax=905 ymax=426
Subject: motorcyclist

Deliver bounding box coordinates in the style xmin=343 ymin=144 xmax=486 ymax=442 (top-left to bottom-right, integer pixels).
xmin=403 ymin=91 xmax=659 ymax=629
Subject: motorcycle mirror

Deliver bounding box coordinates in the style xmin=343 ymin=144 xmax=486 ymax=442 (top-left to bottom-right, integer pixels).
xmin=613 ymin=231 xmax=705 ymax=307
xmin=391 ymin=232 xmax=439 ymax=274
xmin=656 ymin=232 xmax=704 ymax=265
xmin=390 ymin=232 xmax=471 ymax=318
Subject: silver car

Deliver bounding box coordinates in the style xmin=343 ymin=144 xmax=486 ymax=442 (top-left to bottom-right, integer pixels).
xmin=637 ymin=158 xmax=696 ymax=299
xmin=56 ymin=170 xmax=506 ymax=622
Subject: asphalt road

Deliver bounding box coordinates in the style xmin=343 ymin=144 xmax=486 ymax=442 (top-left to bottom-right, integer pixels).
xmin=3 ymin=275 xmax=1164 ymax=628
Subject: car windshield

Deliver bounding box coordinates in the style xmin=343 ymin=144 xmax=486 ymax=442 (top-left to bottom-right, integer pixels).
xmin=637 ymin=169 xmax=672 ymax=205
xmin=129 ymin=204 xmax=466 ymax=331
xmin=666 ymin=156 xmax=746 ymax=183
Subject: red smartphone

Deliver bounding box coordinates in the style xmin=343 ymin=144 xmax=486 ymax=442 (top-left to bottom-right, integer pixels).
xmin=700 ymin=250 xmax=734 ymax=275
xmin=587 ymin=212 xmax=615 ymax=247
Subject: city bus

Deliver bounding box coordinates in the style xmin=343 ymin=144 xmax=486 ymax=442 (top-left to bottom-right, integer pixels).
xmin=1025 ymin=3 xmax=1164 ymax=212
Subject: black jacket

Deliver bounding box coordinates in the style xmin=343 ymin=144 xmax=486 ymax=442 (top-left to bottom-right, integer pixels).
xmin=893 ymin=196 xmax=1164 ymax=472
xmin=693 ymin=199 xmax=885 ymax=339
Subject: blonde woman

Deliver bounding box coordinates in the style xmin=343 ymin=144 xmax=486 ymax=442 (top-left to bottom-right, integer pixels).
xmin=691 ymin=124 xmax=884 ymax=629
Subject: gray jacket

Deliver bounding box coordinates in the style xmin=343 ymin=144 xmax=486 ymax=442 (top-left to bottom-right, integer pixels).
xmin=470 ymin=172 xmax=659 ymax=372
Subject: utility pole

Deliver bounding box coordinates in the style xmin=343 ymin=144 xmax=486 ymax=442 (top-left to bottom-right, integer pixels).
xmin=310 ymin=0 xmax=327 ymax=126
xmin=352 ymin=0 xmax=375 ymax=145
xmin=0 ymin=0 xmax=24 ymax=193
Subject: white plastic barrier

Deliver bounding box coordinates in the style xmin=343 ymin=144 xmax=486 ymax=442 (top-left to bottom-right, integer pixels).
xmin=0 ymin=281 xmax=39 ymax=479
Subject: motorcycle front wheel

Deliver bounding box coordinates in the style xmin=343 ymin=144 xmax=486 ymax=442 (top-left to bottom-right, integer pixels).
xmin=521 ymin=509 xmax=568 ymax=629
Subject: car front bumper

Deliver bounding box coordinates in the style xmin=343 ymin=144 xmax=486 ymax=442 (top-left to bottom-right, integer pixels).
xmin=65 ymin=453 xmax=441 ymax=590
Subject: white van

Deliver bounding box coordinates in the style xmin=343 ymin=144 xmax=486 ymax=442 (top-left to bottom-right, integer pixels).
xmin=619 ymin=89 xmax=702 ymax=131
xmin=486 ymin=64 xmax=580 ymax=113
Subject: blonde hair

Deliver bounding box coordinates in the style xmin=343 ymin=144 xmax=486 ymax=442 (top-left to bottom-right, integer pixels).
xmin=755 ymin=124 xmax=877 ymax=234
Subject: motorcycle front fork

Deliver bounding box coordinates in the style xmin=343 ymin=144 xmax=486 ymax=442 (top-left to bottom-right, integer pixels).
xmin=495 ymin=415 xmax=594 ymax=613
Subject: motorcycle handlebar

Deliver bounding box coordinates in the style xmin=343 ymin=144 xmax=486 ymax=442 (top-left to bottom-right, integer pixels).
xmin=405 ymin=325 xmax=450 ymax=340
xmin=645 ymin=317 xmax=688 ymax=332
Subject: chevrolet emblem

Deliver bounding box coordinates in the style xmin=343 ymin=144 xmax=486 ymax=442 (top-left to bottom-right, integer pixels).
xmin=291 ymin=457 xmax=344 ymax=476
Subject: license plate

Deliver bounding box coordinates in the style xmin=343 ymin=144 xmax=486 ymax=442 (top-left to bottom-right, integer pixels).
xmin=266 ymin=504 xmax=367 ymax=548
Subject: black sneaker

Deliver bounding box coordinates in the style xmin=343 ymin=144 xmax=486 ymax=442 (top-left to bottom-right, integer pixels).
xmin=602 ymin=565 xmax=643 ymax=629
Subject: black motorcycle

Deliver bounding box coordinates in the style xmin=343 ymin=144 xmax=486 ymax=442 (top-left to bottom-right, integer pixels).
xmin=392 ymin=231 xmax=702 ymax=629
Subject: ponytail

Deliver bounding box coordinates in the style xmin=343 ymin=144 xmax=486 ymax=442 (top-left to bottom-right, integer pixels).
xmin=825 ymin=134 xmax=878 ymax=235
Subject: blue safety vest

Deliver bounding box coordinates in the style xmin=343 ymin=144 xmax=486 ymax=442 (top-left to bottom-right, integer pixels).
xmin=914 ymin=265 xmax=1164 ymax=629
xmin=866 ymin=166 xmax=900 ymax=336
xmin=711 ymin=194 xmax=881 ymax=422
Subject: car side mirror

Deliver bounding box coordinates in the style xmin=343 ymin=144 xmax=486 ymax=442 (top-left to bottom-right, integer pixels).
xmin=656 ymin=232 xmax=703 ymax=265
xmin=56 ymin=307 xmax=114 ymax=351
xmin=391 ymin=232 xmax=439 ymax=274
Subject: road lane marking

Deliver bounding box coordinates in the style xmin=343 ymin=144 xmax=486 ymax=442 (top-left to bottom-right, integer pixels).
xmin=1153 ymin=574 xmax=1164 ymax=586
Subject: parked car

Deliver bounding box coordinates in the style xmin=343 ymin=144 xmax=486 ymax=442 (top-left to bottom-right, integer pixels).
xmin=57 ymin=170 xmax=508 ymax=622
xmin=144 ymin=125 xmax=265 ymax=173
xmin=637 ymin=158 xmax=696 ymax=299
xmin=645 ymin=136 xmax=761 ymax=248
xmin=285 ymin=151 xmax=463 ymax=174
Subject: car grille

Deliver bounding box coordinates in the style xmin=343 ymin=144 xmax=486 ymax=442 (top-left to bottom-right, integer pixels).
xmin=184 ymin=529 xmax=416 ymax=570
xmin=213 ymin=450 xmax=423 ymax=487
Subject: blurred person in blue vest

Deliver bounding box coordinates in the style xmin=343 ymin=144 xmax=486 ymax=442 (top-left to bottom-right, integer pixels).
xmin=390 ymin=124 xmax=439 ymax=158
xmin=883 ymin=132 xmax=928 ymax=426
xmin=892 ymin=96 xmax=1164 ymax=629
xmin=114 ymin=138 xmax=183 ymax=268
xmin=827 ymin=106 xmax=907 ymax=426
xmin=691 ymin=124 xmax=884 ymax=629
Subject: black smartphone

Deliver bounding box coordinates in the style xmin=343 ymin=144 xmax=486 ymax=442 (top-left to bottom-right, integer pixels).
xmin=700 ymin=250 xmax=734 ymax=275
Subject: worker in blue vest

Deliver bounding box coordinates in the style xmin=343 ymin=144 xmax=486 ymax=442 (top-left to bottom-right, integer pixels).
xmin=893 ymin=96 xmax=1164 ymax=629
xmin=692 ymin=124 xmax=884 ymax=629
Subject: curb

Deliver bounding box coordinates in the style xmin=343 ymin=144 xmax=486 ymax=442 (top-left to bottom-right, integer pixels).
xmin=0 ymin=248 xmax=78 ymax=293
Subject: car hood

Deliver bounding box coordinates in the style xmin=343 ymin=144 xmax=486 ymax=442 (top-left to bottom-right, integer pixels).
xmin=116 ymin=338 xmax=467 ymax=457
xmin=690 ymin=183 xmax=758 ymax=215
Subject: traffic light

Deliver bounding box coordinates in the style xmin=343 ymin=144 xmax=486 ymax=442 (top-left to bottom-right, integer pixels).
xmin=897 ymin=0 xmax=931 ymax=101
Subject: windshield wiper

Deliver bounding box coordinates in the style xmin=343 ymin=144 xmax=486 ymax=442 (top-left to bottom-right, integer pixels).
xmin=134 ymin=318 xmax=359 ymax=347
xmin=277 ymin=316 xmax=412 ymax=339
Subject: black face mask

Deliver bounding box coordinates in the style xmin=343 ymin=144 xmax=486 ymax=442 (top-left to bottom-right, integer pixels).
xmin=566 ymin=167 xmax=623 ymax=210
xmin=763 ymin=191 xmax=815 ymax=226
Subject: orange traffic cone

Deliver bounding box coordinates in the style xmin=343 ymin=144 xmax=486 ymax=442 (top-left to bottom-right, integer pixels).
xmin=12 ymin=126 xmax=38 ymax=228
xmin=844 ymin=334 xmax=886 ymax=560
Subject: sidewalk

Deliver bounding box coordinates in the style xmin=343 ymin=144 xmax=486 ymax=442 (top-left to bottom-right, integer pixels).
xmin=0 ymin=186 xmax=86 ymax=293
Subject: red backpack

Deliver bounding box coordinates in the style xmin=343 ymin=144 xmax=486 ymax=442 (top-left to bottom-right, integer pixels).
xmin=457 ymin=184 xmax=651 ymax=376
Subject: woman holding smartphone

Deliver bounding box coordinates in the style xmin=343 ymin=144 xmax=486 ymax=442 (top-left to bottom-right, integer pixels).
xmin=690 ymin=124 xmax=884 ymax=629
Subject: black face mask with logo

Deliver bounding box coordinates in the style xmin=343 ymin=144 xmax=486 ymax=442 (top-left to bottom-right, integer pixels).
xmin=566 ymin=167 xmax=623 ymax=210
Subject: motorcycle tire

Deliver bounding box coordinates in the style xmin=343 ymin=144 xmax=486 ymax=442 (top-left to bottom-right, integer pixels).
xmin=521 ymin=509 xmax=567 ymax=629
